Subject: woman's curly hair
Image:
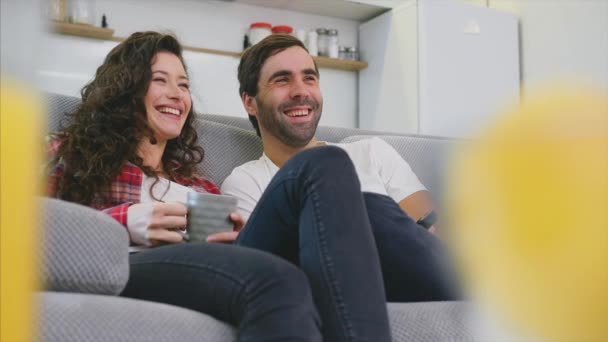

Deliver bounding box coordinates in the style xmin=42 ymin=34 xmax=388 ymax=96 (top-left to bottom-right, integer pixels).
xmin=50 ymin=31 xmax=204 ymax=205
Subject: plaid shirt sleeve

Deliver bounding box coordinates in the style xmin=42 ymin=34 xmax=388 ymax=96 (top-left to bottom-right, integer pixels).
xmin=102 ymin=203 xmax=131 ymax=227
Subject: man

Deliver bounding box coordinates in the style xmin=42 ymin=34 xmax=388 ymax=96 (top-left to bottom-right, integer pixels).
xmin=222 ymin=34 xmax=458 ymax=302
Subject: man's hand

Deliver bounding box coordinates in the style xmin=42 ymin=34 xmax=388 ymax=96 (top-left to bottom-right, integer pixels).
xmin=206 ymin=212 xmax=243 ymax=243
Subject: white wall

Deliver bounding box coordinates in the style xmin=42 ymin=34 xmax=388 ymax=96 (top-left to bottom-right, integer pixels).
xmin=38 ymin=0 xmax=360 ymax=128
xmin=470 ymin=0 xmax=608 ymax=92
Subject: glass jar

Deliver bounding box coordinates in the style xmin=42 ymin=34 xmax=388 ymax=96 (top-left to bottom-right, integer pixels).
xmin=307 ymin=30 xmax=318 ymax=56
xmin=338 ymin=46 xmax=347 ymax=60
xmin=345 ymin=46 xmax=359 ymax=61
xmin=47 ymin=0 xmax=67 ymax=22
xmin=327 ymin=29 xmax=339 ymax=58
xmin=316 ymin=28 xmax=328 ymax=57
xmin=68 ymin=0 xmax=95 ymax=25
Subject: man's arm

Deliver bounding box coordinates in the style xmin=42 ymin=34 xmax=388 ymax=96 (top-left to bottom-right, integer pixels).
xmin=371 ymin=138 xmax=438 ymax=231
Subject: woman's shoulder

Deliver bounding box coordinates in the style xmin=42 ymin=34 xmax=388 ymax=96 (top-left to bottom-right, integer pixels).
xmin=175 ymin=173 xmax=221 ymax=194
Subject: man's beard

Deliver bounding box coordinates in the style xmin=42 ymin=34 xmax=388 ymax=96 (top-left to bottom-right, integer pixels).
xmin=256 ymin=97 xmax=322 ymax=148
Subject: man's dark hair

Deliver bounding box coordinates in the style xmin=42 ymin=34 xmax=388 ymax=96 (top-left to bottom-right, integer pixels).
xmin=237 ymin=34 xmax=319 ymax=136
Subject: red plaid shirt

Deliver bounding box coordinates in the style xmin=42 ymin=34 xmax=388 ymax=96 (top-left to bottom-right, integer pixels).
xmin=47 ymin=139 xmax=220 ymax=228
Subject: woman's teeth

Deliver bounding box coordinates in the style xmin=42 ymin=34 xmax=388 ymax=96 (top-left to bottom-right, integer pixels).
xmin=158 ymin=107 xmax=181 ymax=116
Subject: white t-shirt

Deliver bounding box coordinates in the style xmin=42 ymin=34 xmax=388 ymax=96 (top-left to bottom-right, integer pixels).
xmin=221 ymin=137 xmax=426 ymax=221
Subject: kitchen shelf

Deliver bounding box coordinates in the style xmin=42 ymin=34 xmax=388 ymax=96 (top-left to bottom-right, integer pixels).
xmin=52 ymin=22 xmax=368 ymax=71
xmin=51 ymin=21 xmax=114 ymax=40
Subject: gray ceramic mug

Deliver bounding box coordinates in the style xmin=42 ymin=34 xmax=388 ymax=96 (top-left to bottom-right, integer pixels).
xmin=186 ymin=192 xmax=238 ymax=242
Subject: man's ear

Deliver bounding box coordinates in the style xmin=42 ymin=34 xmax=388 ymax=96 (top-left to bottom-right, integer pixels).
xmin=241 ymin=92 xmax=258 ymax=116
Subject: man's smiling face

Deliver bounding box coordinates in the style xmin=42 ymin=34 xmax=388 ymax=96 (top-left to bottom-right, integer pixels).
xmin=247 ymin=46 xmax=323 ymax=148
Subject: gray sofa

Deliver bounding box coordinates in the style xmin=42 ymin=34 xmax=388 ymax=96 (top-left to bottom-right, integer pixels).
xmin=39 ymin=93 xmax=474 ymax=341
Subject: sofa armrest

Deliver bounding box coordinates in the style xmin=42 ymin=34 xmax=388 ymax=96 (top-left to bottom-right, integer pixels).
xmin=39 ymin=197 xmax=130 ymax=295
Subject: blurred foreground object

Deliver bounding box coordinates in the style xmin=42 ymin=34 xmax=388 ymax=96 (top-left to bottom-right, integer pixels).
xmin=1 ymin=81 xmax=43 ymax=342
xmin=449 ymin=84 xmax=608 ymax=341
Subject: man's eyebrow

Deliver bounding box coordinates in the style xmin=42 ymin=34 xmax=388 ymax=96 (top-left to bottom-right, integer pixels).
xmin=268 ymin=69 xmax=318 ymax=81
xmin=302 ymin=68 xmax=318 ymax=77
xmin=268 ymin=70 xmax=292 ymax=81
xmin=152 ymin=70 xmax=189 ymax=80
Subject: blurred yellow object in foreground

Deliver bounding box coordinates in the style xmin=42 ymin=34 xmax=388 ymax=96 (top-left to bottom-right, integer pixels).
xmin=449 ymin=84 xmax=608 ymax=341
xmin=1 ymin=81 xmax=43 ymax=342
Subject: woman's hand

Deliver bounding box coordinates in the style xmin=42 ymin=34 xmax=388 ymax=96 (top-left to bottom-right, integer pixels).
xmin=129 ymin=201 xmax=188 ymax=246
xmin=206 ymin=212 xmax=243 ymax=243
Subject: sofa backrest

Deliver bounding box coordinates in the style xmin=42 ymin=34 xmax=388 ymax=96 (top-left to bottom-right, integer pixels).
xmin=46 ymin=93 xmax=455 ymax=198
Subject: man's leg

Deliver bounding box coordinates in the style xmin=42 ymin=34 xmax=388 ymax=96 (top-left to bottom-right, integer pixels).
xmin=236 ymin=146 xmax=391 ymax=342
xmin=363 ymin=192 xmax=461 ymax=302
xmin=122 ymin=243 xmax=321 ymax=342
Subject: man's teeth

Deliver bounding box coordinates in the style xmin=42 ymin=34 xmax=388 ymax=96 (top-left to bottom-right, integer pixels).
xmin=285 ymin=109 xmax=309 ymax=117
xmin=158 ymin=107 xmax=181 ymax=115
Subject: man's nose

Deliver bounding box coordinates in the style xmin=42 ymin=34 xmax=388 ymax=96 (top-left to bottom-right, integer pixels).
xmin=290 ymin=79 xmax=310 ymax=99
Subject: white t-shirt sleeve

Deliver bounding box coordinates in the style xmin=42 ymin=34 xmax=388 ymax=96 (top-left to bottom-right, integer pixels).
xmin=127 ymin=204 xmax=153 ymax=247
xmin=221 ymin=167 xmax=264 ymax=222
xmin=370 ymin=137 xmax=426 ymax=202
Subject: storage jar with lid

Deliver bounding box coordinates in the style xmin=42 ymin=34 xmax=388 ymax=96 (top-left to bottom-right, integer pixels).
xmin=327 ymin=29 xmax=339 ymax=58
xmin=248 ymin=22 xmax=272 ymax=46
xmin=316 ymin=28 xmax=328 ymax=56
xmin=272 ymin=25 xmax=293 ymax=35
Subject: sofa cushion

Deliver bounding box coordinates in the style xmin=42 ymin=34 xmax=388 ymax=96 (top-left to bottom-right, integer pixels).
xmin=194 ymin=118 xmax=263 ymax=185
xmin=340 ymin=135 xmax=456 ymax=199
xmin=37 ymin=292 xmax=236 ymax=342
xmin=388 ymin=302 xmax=473 ymax=341
xmin=40 ymin=198 xmax=130 ymax=295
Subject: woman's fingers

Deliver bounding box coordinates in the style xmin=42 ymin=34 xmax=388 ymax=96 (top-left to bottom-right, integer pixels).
xmin=206 ymin=231 xmax=239 ymax=243
xmin=149 ymin=215 xmax=187 ymax=230
xmin=148 ymin=228 xmax=184 ymax=244
xmin=153 ymin=201 xmax=188 ymax=216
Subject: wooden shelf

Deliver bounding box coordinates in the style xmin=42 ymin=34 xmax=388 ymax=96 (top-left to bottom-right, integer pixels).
xmin=52 ymin=22 xmax=368 ymax=71
xmin=51 ymin=21 xmax=114 ymax=40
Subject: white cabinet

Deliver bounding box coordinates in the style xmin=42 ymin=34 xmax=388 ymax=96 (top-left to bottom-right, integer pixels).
xmin=359 ymin=0 xmax=520 ymax=138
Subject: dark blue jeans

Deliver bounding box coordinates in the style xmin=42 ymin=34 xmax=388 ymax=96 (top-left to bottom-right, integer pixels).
xmin=122 ymin=243 xmax=322 ymax=341
xmin=363 ymin=192 xmax=460 ymax=302
xmin=236 ymin=146 xmax=391 ymax=342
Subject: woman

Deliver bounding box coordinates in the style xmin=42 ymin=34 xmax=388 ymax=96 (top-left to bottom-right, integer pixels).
xmin=48 ymin=31 xmax=391 ymax=341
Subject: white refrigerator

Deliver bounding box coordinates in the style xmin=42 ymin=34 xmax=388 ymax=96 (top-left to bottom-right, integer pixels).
xmin=358 ymin=0 xmax=520 ymax=138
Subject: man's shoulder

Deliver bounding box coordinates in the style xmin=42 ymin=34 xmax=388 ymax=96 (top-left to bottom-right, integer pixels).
xmin=230 ymin=157 xmax=269 ymax=176
xmin=334 ymin=136 xmax=388 ymax=156
xmin=221 ymin=156 xmax=271 ymax=190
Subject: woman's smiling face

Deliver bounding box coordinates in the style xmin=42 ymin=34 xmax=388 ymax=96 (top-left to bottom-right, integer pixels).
xmin=144 ymin=51 xmax=192 ymax=144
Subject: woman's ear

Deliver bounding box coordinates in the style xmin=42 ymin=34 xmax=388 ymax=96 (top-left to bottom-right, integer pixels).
xmin=241 ymin=92 xmax=258 ymax=116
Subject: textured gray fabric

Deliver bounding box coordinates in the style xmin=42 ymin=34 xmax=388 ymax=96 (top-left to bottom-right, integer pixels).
xmin=388 ymin=302 xmax=474 ymax=341
xmin=199 ymin=113 xmax=453 ymax=143
xmin=39 ymin=197 xmax=130 ymax=295
xmin=341 ymin=135 xmax=458 ymax=198
xmin=37 ymin=292 xmax=237 ymax=342
xmin=45 ymin=92 xmax=81 ymax=132
xmin=193 ymin=118 xmax=263 ymax=185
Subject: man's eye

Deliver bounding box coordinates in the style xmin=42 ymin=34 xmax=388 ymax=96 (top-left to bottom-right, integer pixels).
xmin=276 ymin=78 xmax=288 ymax=83
xmin=305 ymin=76 xmax=317 ymax=82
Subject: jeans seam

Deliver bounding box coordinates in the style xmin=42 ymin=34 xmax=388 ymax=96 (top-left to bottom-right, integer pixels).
xmin=307 ymin=175 xmax=356 ymax=341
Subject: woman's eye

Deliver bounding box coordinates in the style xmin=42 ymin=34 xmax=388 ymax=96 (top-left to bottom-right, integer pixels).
xmin=153 ymin=78 xmax=166 ymax=83
xmin=180 ymin=83 xmax=190 ymax=90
